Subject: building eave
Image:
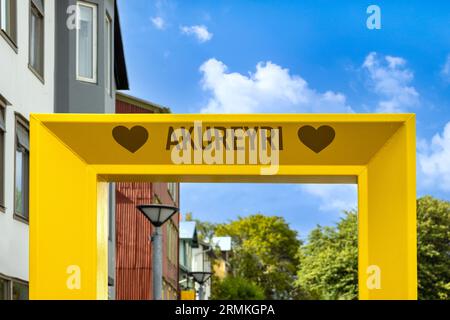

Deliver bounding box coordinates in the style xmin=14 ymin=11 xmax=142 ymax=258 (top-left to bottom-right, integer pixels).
xmin=116 ymin=92 xmax=171 ymax=114
xmin=114 ymin=1 xmax=130 ymax=90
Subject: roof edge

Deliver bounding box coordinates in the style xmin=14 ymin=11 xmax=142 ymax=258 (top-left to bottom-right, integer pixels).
xmin=116 ymin=92 xmax=171 ymax=114
xmin=114 ymin=1 xmax=130 ymax=90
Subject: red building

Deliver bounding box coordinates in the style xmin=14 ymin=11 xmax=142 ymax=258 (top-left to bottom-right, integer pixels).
xmin=115 ymin=93 xmax=179 ymax=300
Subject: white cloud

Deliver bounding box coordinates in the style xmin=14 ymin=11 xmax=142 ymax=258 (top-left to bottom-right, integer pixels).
xmin=441 ymin=54 xmax=450 ymax=81
xmin=363 ymin=52 xmax=419 ymax=113
xmin=151 ymin=16 xmax=166 ymax=30
xmin=199 ymin=58 xmax=353 ymax=114
xmin=180 ymin=25 xmax=213 ymax=43
xmin=419 ymin=122 xmax=450 ymax=192
xmin=301 ymin=185 xmax=358 ymax=213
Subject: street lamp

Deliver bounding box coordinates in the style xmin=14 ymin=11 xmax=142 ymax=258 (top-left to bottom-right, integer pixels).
xmin=137 ymin=204 xmax=179 ymax=300
xmin=190 ymin=271 xmax=212 ymax=300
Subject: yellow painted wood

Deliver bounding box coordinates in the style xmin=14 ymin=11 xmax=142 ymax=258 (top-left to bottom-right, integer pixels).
xmin=180 ymin=291 xmax=196 ymax=300
xmin=30 ymin=119 xmax=107 ymax=299
xmin=358 ymin=116 xmax=417 ymax=300
xmin=29 ymin=113 xmax=417 ymax=300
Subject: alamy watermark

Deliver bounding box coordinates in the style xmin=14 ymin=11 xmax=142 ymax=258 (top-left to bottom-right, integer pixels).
xmin=66 ymin=265 xmax=81 ymax=290
xmin=366 ymin=265 xmax=382 ymax=290
xmin=166 ymin=121 xmax=281 ymax=175
xmin=367 ymin=5 xmax=382 ymax=30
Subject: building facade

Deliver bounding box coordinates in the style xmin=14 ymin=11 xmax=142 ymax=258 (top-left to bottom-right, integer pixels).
xmin=179 ymin=221 xmax=199 ymax=296
xmin=212 ymin=237 xmax=232 ymax=280
xmin=115 ymin=93 xmax=180 ymax=300
xmin=192 ymin=241 xmax=213 ymax=300
xmin=0 ymin=0 xmax=128 ymax=299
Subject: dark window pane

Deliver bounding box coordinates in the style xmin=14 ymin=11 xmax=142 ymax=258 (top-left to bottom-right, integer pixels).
xmin=15 ymin=120 xmax=29 ymax=220
xmin=31 ymin=0 xmax=44 ymax=14
xmin=0 ymin=278 xmax=9 ymax=300
xmin=23 ymin=149 xmax=29 ymax=219
xmin=0 ymin=107 xmax=4 ymax=207
xmin=1 ymin=0 xmax=17 ymax=43
xmin=30 ymin=5 xmax=44 ymax=76
xmin=12 ymin=282 xmax=28 ymax=300
xmin=0 ymin=132 xmax=4 ymax=207
xmin=77 ymin=4 xmax=95 ymax=80
xmin=15 ymin=150 xmax=23 ymax=214
xmin=16 ymin=121 xmax=29 ymax=151
xmin=0 ymin=107 xmax=5 ymax=131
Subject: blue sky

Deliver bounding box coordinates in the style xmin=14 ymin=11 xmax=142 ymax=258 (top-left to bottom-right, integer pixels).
xmin=118 ymin=0 xmax=450 ymax=238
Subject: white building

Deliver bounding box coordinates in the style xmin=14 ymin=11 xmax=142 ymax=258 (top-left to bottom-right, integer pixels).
xmin=191 ymin=241 xmax=213 ymax=300
xmin=0 ymin=0 xmax=128 ymax=299
xmin=190 ymin=236 xmax=232 ymax=300
xmin=0 ymin=0 xmax=55 ymax=300
xmin=211 ymin=236 xmax=232 ymax=279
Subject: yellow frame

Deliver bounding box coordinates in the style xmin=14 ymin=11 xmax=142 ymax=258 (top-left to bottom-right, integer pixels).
xmin=29 ymin=114 xmax=417 ymax=300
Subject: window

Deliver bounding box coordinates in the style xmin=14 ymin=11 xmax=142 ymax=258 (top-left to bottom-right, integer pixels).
xmin=180 ymin=241 xmax=186 ymax=267
xmin=105 ymin=14 xmax=112 ymax=95
xmin=172 ymin=223 xmax=177 ymax=263
xmin=168 ymin=183 xmax=177 ymax=202
xmin=14 ymin=116 xmax=29 ymax=221
xmin=163 ymin=280 xmax=176 ymax=301
xmin=29 ymin=0 xmax=44 ymax=78
xmin=0 ymin=103 xmax=5 ymax=210
xmin=166 ymin=220 xmax=177 ymax=265
xmin=0 ymin=0 xmax=17 ymax=45
xmin=12 ymin=281 xmax=28 ymax=300
xmin=76 ymin=1 xmax=97 ymax=83
xmin=0 ymin=277 xmax=28 ymax=300
xmin=0 ymin=277 xmax=9 ymax=300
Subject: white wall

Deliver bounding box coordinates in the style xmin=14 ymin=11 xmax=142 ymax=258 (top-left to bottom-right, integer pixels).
xmin=0 ymin=0 xmax=55 ymax=282
xmin=192 ymin=245 xmax=212 ymax=300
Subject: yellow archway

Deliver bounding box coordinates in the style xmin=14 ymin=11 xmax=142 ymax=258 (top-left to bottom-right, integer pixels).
xmin=29 ymin=114 xmax=417 ymax=300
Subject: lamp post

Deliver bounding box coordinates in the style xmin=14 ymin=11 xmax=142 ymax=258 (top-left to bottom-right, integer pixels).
xmin=190 ymin=272 xmax=212 ymax=300
xmin=137 ymin=204 xmax=179 ymax=300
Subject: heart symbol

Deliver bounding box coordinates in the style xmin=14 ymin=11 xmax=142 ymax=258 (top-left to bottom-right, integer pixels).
xmin=298 ymin=125 xmax=335 ymax=154
xmin=112 ymin=126 xmax=149 ymax=153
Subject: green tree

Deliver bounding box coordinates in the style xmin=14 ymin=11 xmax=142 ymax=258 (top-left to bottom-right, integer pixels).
xmin=215 ymin=214 xmax=302 ymax=299
xmin=295 ymin=211 xmax=358 ymax=300
xmin=185 ymin=212 xmax=217 ymax=242
xmin=210 ymin=276 xmax=265 ymax=300
xmin=295 ymin=196 xmax=450 ymax=300
xmin=417 ymin=196 xmax=450 ymax=300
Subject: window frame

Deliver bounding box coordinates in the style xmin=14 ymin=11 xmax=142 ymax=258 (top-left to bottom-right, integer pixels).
xmin=75 ymin=1 xmax=98 ymax=84
xmin=13 ymin=114 xmax=30 ymax=223
xmin=0 ymin=100 xmax=5 ymax=212
xmin=0 ymin=0 xmax=18 ymax=50
xmin=11 ymin=278 xmax=29 ymax=300
xmin=0 ymin=274 xmax=11 ymax=300
xmin=28 ymin=0 xmax=45 ymax=82
xmin=166 ymin=220 xmax=177 ymax=265
xmin=0 ymin=274 xmax=29 ymax=300
xmin=168 ymin=182 xmax=177 ymax=203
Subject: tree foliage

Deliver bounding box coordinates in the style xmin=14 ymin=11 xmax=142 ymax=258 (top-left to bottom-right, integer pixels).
xmin=210 ymin=276 xmax=265 ymax=300
xmin=189 ymin=196 xmax=449 ymax=300
xmin=185 ymin=212 xmax=217 ymax=242
xmin=295 ymin=196 xmax=450 ymax=300
xmin=295 ymin=211 xmax=358 ymax=300
xmin=417 ymin=196 xmax=450 ymax=300
xmin=214 ymin=214 xmax=302 ymax=299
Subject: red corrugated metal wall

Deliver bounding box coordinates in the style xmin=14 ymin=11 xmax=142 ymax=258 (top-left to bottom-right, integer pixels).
xmin=116 ymin=100 xmax=156 ymax=114
xmin=116 ymin=182 xmax=153 ymax=300
xmin=115 ymin=98 xmax=180 ymax=300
